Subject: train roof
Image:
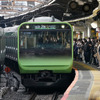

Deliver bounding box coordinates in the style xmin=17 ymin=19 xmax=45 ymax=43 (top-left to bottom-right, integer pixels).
xmin=4 ymin=17 xmax=60 ymax=33
xmin=4 ymin=25 xmax=19 ymax=33
xmin=28 ymin=16 xmax=61 ymax=22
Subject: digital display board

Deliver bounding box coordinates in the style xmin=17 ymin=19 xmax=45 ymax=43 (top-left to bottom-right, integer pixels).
xmin=35 ymin=25 xmax=56 ymax=29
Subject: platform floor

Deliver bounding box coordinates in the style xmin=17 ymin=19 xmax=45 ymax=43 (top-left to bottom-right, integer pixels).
xmin=62 ymin=61 xmax=100 ymax=100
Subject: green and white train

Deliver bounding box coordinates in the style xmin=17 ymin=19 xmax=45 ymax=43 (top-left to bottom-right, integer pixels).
xmin=1 ymin=20 xmax=73 ymax=88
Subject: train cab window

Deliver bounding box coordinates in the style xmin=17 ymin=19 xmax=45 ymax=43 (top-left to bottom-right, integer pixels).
xmin=19 ymin=31 xmax=71 ymax=57
xmin=19 ymin=24 xmax=72 ymax=57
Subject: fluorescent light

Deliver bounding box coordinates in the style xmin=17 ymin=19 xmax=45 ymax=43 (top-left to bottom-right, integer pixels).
xmin=91 ymin=21 xmax=97 ymax=28
xmin=72 ymin=26 xmax=75 ymax=31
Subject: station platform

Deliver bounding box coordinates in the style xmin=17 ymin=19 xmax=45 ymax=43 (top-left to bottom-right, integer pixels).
xmin=61 ymin=61 xmax=100 ymax=100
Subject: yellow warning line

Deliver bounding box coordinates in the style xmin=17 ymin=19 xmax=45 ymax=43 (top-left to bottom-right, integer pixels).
xmin=74 ymin=61 xmax=100 ymax=100
xmin=74 ymin=61 xmax=97 ymax=70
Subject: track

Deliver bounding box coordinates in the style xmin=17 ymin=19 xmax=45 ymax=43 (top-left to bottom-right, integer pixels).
xmin=29 ymin=92 xmax=37 ymax=100
xmin=29 ymin=92 xmax=62 ymax=100
xmin=0 ymin=69 xmax=75 ymax=100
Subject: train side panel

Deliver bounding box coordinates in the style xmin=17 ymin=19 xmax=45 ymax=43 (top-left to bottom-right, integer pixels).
xmin=6 ymin=36 xmax=18 ymax=61
xmin=0 ymin=27 xmax=5 ymax=66
xmin=4 ymin=26 xmax=19 ymax=72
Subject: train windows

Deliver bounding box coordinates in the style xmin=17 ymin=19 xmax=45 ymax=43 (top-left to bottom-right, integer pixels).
xmin=19 ymin=30 xmax=71 ymax=57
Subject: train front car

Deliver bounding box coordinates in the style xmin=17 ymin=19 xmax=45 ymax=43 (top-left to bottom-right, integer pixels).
xmin=18 ymin=22 xmax=73 ymax=88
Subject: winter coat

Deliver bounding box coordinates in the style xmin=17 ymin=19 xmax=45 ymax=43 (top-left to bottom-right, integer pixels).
xmin=97 ymin=44 xmax=100 ymax=62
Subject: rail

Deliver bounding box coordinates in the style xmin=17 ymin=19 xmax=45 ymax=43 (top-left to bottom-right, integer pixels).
xmin=29 ymin=92 xmax=60 ymax=100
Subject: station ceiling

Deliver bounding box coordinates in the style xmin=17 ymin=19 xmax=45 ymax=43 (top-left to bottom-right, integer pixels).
xmin=0 ymin=0 xmax=99 ymax=27
xmin=0 ymin=0 xmax=44 ymax=16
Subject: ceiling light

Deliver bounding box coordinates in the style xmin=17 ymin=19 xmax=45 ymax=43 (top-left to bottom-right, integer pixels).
xmin=69 ymin=1 xmax=78 ymax=10
xmin=83 ymin=4 xmax=91 ymax=12
xmin=91 ymin=21 xmax=97 ymax=29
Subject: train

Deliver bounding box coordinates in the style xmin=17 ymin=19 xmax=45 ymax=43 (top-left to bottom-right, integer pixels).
xmin=0 ymin=27 xmax=5 ymax=72
xmin=1 ymin=18 xmax=73 ymax=88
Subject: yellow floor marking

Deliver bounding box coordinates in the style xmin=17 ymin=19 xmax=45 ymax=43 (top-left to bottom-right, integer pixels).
xmin=74 ymin=61 xmax=100 ymax=100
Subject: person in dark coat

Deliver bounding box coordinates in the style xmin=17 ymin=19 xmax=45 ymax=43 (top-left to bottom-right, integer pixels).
xmin=90 ymin=38 xmax=96 ymax=64
xmin=84 ymin=39 xmax=90 ymax=63
xmin=74 ymin=40 xmax=78 ymax=60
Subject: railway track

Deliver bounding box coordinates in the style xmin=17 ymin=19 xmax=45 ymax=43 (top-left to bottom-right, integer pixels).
xmin=29 ymin=92 xmax=37 ymax=100
xmin=0 ymin=72 xmax=63 ymax=100
xmin=0 ymin=69 xmax=75 ymax=100
xmin=29 ymin=92 xmax=62 ymax=100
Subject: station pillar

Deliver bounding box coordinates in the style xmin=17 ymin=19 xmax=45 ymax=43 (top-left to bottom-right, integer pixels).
xmin=82 ymin=31 xmax=85 ymax=39
xmin=87 ymin=24 xmax=91 ymax=38
xmin=96 ymin=19 xmax=100 ymax=39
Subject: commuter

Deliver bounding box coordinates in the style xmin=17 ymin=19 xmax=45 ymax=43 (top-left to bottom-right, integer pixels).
xmin=90 ymin=38 xmax=95 ymax=64
xmin=84 ymin=39 xmax=90 ymax=63
xmin=96 ymin=39 xmax=100 ymax=68
xmin=77 ymin=39 xmax=82 ymax=61
xmin=89 ymin=38 xmax=94 ymax=64
xmin=94 ymin=39 xmax=99 ymax=66
xmin=81 ymin=40 xmax=85 ymax=63
xmin=74 ymin=39 xmax=78 ymax=60
xmin=87 ymin=38 xmax=92 ymax=63
xmin=57 ymin=36 xmax=62 ymax=45
xmin=73 ymin=38 xmax=100 ymax=68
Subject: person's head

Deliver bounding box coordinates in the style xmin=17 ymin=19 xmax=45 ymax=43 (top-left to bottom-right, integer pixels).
xmin=80 ymin=39 xmax=82 ymax=42
xmin=78 ymin=39 xmax=80 ymax=42
xmin=98 ymin=39 xmax=100 ymax=43
xmin=74 ymin=39 xmax=77 ymax=43
xmin=92 ymin=37 xmax=94 ymax=40
xmin=85 ymin=39 xmax=87 ymax=43
xmin=96 ymin=39 xmax=98 ymax=43
xmin=87 ymin=38 xmax=89 ymax=42
xmin=91 ymin=38 xmax=93 ymax=42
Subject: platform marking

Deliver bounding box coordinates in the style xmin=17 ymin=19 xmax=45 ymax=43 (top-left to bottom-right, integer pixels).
xmin=79 ymin=70 xmax=83 ymax=80
xmin=74 ymin=61 xmax=97 ymax=70
xmin=74 ymin=61 xmax=100 ymax=100
xmin=61 ymin=67 xmax=79 ymax=100
xmin=85 ymin=71 xmax=94 ymax=98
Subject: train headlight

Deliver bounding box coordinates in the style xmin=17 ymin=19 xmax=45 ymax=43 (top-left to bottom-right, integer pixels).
xmin=69 ymin=1 xmax=78 ymax=10
xmin=61 ymin=25 xmax=65 ymax=29
xmin=26 ymin=25 xmax=30 ymax=29
xmin=61 ymin=25 xmax=65 ymax=28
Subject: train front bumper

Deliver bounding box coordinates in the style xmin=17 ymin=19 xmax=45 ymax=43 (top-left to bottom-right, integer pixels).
xmin=21 ymin=70 xmax=74 ymax=88
xmin=19 ymin=64 xmax=73 ymax=74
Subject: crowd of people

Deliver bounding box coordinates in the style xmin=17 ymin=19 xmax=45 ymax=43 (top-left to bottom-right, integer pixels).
xmin=74 ymin=38 xmax=100 ymax=68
